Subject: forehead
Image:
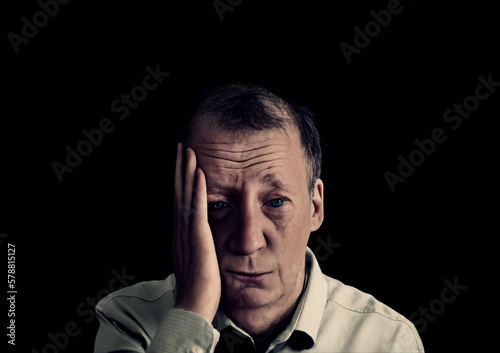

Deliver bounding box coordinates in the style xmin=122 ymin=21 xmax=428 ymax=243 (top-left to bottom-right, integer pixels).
xmin=188 ymin=121 xmax=308 ymax=192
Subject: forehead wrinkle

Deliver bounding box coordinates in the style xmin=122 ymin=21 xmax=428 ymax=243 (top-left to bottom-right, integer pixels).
xmin=196 ymin=143 xmax=279 ymax=151
xmin=204 ymin=160 xmax=295 ymax=194
xmin=197 ymin=150 xmax=279 ymax=164
xmin=195 ymin=141 xmax=290 ymax=171
xmin=205 ymin=171 xmax=294 ymax=197
xmin=193 ymin=127 xmax=305 ymax=194
xmin=196 ymin=142 xmax=287 ymax=155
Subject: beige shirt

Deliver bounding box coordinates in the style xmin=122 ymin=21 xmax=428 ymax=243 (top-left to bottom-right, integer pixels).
xmin=95 ymin=248 xmax=424 ymax=352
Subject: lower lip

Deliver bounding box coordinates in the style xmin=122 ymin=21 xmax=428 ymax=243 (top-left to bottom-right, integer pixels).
xmin=229 ymin=272 xmax=271 ymax=284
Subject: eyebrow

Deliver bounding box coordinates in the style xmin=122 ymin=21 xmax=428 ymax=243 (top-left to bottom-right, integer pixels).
xmin=206 ymin=184 xmax=231 ymax=193
xmin=259 ymin=173 xmax=292 ymax=193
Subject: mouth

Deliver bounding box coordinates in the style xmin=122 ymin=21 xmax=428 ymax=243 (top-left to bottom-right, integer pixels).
xmin=227 ymin=270 xmax=272 ymax=284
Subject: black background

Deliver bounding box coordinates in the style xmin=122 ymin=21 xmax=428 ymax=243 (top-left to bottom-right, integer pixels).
xmin=1 ymin=0 xmax=498 ymax=352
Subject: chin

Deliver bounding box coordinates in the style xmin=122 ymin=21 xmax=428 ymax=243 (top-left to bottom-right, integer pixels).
xmin=223 ymin=286 xmax=278 ymax=310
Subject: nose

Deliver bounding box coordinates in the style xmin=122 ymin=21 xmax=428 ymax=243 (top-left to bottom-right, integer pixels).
xmin=228 ymin=203 xmax=266 ymax=256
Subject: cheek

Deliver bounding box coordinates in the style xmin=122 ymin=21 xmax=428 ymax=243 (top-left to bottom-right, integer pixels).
xmin=277 ymin=200 xmax=312 ymax=241
xmin=274 ymin=242 xmax=307 ymax=291
xmin=274 ymin=206 xmax=311 ymax=268
xmin=264 ymin=204 xmax=295 ymax=231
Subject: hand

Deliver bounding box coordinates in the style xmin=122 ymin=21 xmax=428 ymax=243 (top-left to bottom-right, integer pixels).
xmin=173 ymin=143 xmax=221 ymax=323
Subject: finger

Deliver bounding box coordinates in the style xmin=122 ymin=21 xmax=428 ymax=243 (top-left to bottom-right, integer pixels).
xmin=193 ymin=167 xmax=208 ymax=220
xmin=174 ymin=142 xmax=183 ymax=229
xmin=182 ymin=147 xmax=197 ymax=222
xmin=192 ymin=167 xmax=215 ymax=255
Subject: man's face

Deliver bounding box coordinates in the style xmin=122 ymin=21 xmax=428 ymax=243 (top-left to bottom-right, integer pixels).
xmin=188 ymin=118 xmax=323 ymax=314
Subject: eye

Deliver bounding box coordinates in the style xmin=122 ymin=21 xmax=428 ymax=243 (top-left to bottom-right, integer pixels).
xmin=266 ymin=198 xmax=287 ymax=208
xmin=208 ymin=201 xmax=229 ymax=211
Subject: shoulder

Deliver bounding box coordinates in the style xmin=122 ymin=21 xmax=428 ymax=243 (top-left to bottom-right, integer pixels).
xmin=98 ymin=274 xmax=175 ymax=310
xmin=324 ymin=275 xmax=404 ymax=319
xmin=322 ymin=275 xmax=424 ymax=352
xmin=96 ymin=274 xmax=176 ymax=332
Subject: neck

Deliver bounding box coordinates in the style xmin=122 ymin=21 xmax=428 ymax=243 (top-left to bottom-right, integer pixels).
xmin=251 ymin=301 xmax=299 ymax=353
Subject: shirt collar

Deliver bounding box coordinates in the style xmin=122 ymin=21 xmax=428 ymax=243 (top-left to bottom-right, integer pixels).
xmin=284 ymin=247 xmax=328 ymax=347
xmin=212 ymin=247 xmax=327 ymax=349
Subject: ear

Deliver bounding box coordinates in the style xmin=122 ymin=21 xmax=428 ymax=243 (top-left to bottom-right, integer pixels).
xmin=310 ymin=179 xmax=324 ymax=232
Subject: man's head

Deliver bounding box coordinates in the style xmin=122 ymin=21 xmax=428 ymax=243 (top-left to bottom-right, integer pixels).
xmin=184 ymin=83 xmax=324 ymax=331
xmin=184 ymin=83 xmax=322 ymax=197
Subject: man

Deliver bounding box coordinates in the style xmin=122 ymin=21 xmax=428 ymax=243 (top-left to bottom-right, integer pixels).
xmin=94 ymin=83 xmax=424 ymax=352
